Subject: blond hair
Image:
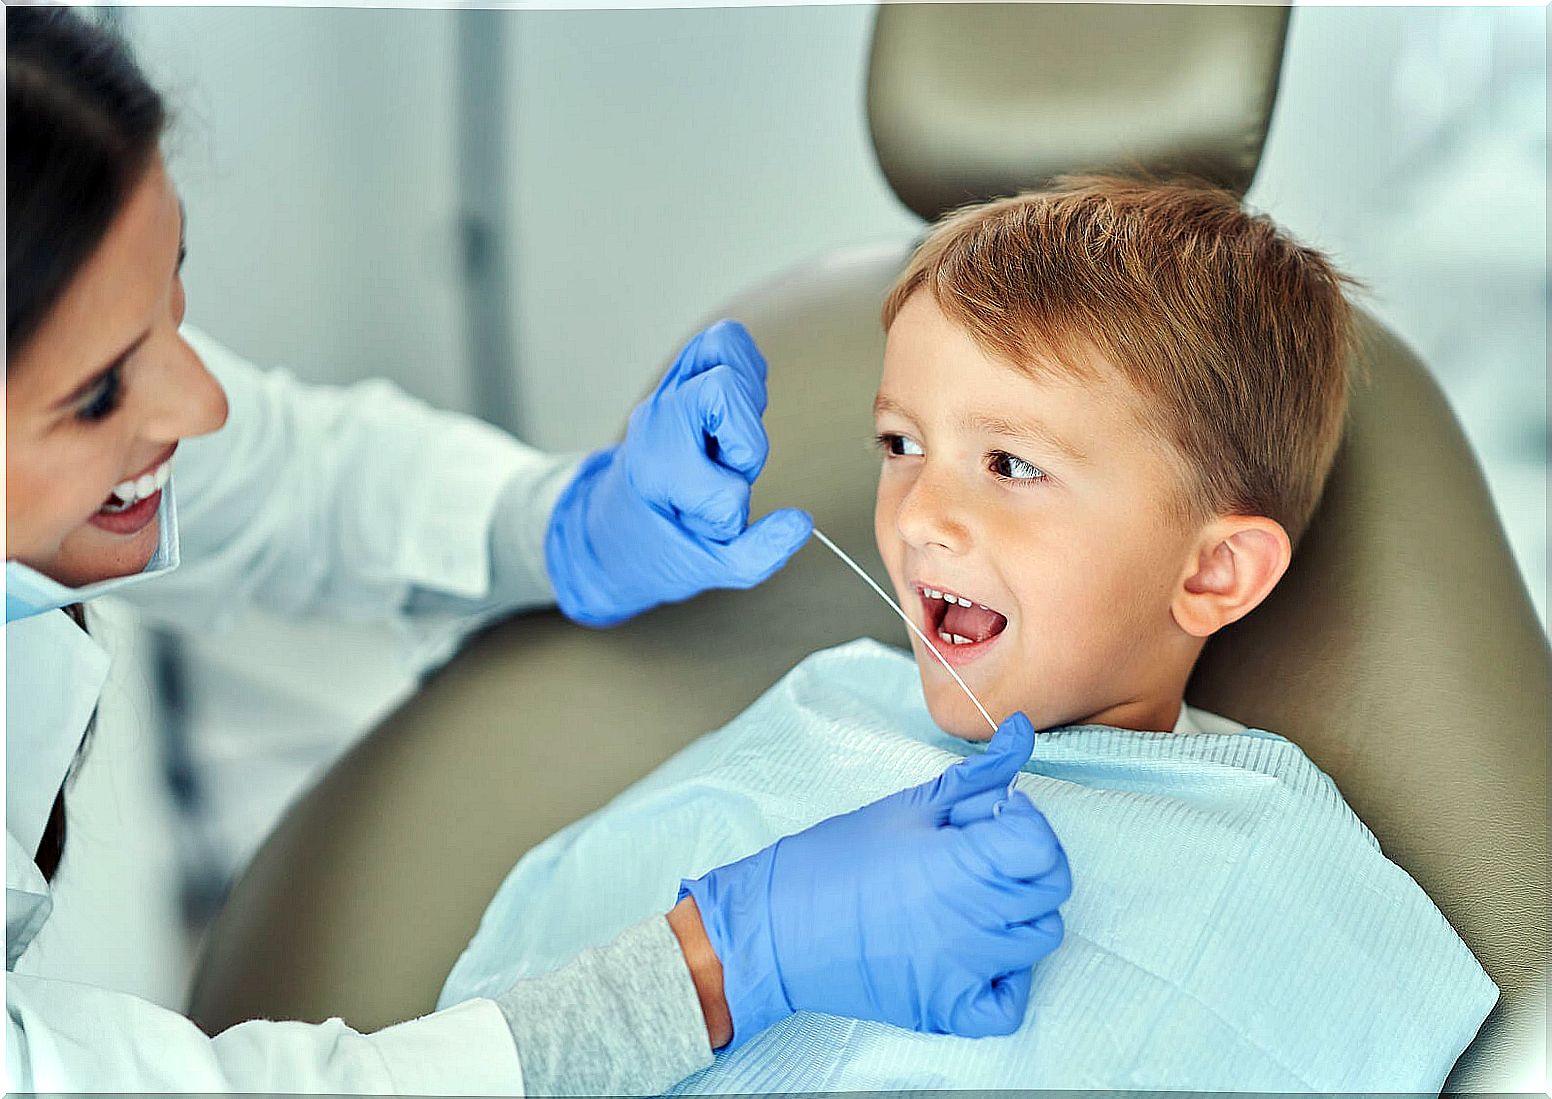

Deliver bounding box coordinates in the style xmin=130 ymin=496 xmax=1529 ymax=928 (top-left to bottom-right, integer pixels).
xmin=883 ymin=176 xmax=1357 ymax=542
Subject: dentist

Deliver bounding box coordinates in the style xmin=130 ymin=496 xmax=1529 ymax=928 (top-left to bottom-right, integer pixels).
xmin=6 ymin=9 xmax=1070 ymax=1094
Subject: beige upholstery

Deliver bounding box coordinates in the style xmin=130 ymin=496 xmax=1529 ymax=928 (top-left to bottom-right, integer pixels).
xmin=189 ymin=4 xmax=1547 ymax=1091
xmin=869 ymin=3 xmax=1288 ymax=220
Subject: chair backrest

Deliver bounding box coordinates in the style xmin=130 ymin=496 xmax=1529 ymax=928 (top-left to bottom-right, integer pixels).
xmin=191 ymin=6 xmax=1546 ymax=1088
xmin=868 ymin=3 xmax=1289 ymax=217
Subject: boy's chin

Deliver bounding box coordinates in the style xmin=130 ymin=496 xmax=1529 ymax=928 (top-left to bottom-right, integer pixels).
xmin=922 ymin=687 xmax=997 ymax=742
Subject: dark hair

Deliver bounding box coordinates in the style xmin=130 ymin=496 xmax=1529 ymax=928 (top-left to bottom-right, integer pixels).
xmin=7 ymin=7 xmax=167 ymax=357
xmin=7 ymin=10 xmax=164 ymax=881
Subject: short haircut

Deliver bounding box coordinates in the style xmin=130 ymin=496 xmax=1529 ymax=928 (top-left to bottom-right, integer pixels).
xmin=882 ymin=175 xmax=1358 ymax=543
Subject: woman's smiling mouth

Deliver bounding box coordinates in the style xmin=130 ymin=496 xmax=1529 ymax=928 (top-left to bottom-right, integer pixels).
xmin=89 ymin=447 xmax=175 ymax=535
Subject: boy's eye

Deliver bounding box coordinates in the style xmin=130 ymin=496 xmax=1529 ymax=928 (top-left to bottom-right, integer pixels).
xmin=874 ymin=432 xmax=924 ymax=458
xmin=989 ymin=449 xmax=1047 ymax=483
xmin=75 ymin=364 xmax=124 ymax=424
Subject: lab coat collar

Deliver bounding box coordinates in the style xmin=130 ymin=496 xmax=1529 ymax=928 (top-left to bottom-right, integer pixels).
xmin=6 ymin=609 xmax=110 ymax=857
xmin=7 ymin=832 xmax=53 ymax=969
xmin=5 ymin=608 xmax=112 ymax=967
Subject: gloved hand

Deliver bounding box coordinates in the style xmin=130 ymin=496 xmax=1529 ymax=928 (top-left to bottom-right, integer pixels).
xmin=680 ymin=712 xmax=1070 ymax=1049
xmin=544 ymin=320 xmax=813 ymax=627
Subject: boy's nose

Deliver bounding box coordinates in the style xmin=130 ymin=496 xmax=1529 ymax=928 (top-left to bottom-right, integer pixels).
xmin=894 ymin=468 xmax=971 ymax=554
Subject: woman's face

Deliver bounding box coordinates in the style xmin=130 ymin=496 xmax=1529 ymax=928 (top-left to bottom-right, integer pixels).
xmin=6 ymin=155 xmax=228 ymax=588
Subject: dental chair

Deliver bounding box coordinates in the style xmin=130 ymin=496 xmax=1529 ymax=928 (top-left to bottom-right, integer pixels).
xmin=189 ymin=6 xmax=1548 ymax=1091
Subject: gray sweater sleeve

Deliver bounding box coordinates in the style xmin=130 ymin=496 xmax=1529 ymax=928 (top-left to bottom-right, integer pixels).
xmin=494 ymin=914 xmax=716 ymax=1096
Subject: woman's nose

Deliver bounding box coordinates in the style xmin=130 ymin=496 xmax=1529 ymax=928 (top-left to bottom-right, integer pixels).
xmin=140 ymin=330 xmax=229 ymax=442
xmin=894 ymin=465 xmax=971 ymax=554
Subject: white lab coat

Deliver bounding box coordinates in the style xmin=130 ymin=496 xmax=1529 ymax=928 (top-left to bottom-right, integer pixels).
xmin=6 ymin=328 xmax=581 ymax=1092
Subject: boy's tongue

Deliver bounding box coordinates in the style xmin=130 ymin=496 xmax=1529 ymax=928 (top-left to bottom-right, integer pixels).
xmin=942 ymin=602 xmax=1007 ymax=643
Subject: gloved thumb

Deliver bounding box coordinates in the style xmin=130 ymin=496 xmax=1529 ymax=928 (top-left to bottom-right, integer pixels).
xmin=931 ymin=711 xmax=1036 ymax=809
xmin=952 ymin=968 xmax=1034 ymax=1038
xmin=715 ymin=507 xmax=814 ymax=587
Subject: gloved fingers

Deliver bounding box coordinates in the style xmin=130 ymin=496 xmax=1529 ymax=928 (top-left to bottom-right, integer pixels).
xmin=677 ymin=364 xmax=770 ymax=481
xmin=928 ymin=712 xmax=1035 ymax=811
xmin=709 ymin=507 xmax=814 ymax=587
xmin=950 ymin=872 xmax=1049 ymax=931
xmin=653 ymin=448 xmax=754 ymax=544
xmin=995 ymin=911 xmax=1066 ymax=966
xmin=960 ymin=908 xmax=1065 ymax=983
xmin=950 ymin=968 xmax=1033 ymax=1038
xmin=946 ymin=784 xmax=1008 ymax=827
xmin=953 ymin=794 xmax=1068 ymax=884
xmin=624 ymin=371 xmax=761 ymax=541
xmin=657 ymin=320 xmax=770 ymax=411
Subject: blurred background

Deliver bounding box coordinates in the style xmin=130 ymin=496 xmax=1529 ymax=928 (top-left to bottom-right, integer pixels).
xmin=19 ymin=3 xmax=1545 ymax=1017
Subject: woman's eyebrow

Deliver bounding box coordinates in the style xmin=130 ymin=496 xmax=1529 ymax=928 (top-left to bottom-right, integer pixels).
xmin=53 ymin=329 xmax=149 ymax=411
xmin=53 ymin=201 xmax=183 ymax=412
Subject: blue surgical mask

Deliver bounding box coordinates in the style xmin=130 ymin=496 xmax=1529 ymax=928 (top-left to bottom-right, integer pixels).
xmin=5 ymin=480 xmax=181 ymax=623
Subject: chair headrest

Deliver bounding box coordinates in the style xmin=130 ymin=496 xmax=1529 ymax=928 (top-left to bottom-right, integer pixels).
xmin=867 ymin=3 xmax=1290 ymax=222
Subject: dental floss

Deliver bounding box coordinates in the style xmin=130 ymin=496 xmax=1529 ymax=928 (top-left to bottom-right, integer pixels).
xmin=811 ymin=526 xmax=1000 ymax=736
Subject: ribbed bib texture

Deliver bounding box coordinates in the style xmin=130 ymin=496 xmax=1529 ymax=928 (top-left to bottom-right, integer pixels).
xmin=443 ymin=639 xmax=1496 ymax=1093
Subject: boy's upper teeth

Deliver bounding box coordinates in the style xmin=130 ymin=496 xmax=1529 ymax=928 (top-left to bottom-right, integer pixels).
xmin=920 ymin=586 xmax=990 ymax=610
xmin=111 ymin=460 xmax=171 ymax=503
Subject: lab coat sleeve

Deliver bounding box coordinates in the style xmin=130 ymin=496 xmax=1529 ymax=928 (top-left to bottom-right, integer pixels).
xmin=123 ymin=327 xmax=581 ymax=663
xmin=6 ymin=972 xmax=525 ymax=1093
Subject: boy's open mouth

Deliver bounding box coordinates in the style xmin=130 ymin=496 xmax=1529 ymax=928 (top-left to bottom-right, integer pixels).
xmin=914 ymin=583 xmax=1009 ymax=647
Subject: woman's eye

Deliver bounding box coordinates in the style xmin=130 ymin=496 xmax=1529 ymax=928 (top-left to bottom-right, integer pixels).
xmin=874 ymin=432 xmax=924 ymax=457
xmin=990 ymin=449 xmax=1046 ymax=483
xmin=75 ymin=364 xmax=124 ymax=423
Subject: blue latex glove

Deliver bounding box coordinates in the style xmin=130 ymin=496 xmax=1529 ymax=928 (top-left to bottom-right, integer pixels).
xmin=545 ymin=320 xmax=813 ymax=627
xmin=681 ymin=712 xmax=1070 ymax=1049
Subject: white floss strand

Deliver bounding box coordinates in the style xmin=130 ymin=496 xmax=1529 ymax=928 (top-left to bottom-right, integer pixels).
xmin=811 ymin=526 xmax=999 ymax=736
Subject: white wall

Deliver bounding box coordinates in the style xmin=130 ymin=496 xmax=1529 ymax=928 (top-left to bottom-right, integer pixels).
xmin=500 ymin=6 xmax=919 ymax=449
xmin=1252 ymin=6 xmax=1547 ymax=625
xmin=127 ymin=8 xmax=473 ymax=410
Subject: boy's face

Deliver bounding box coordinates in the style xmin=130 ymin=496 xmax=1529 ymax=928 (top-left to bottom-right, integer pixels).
xmin=874 ymin=293 xmax=1204 ymax=738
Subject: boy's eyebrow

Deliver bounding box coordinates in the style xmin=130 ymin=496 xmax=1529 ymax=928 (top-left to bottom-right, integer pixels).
xmin=872 ymin=393 xmax=914 ymax=420
xmin=964 ymin=411 xmax=1090 ymax=464
xmin=876 ymin=394 xmax=1088 ymax=463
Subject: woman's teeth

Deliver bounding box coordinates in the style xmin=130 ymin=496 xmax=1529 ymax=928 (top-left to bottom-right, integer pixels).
xmin=100 ymin=460 xmax=171 ymax=513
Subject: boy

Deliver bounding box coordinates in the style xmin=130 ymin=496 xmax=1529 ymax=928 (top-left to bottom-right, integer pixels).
xmin=871 ymin=176 xmax=1341 ymax=741
xmin=442 ymin=178 xmax=1497 ymax=1091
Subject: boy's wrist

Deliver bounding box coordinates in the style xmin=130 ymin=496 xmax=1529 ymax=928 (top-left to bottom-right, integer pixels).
xmin=667 ymin=894 xmax=733 ymax=1050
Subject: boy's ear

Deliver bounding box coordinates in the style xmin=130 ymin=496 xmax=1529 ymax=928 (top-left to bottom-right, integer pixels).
xmin=1172 ymin=516 xmax=1292 ymax=638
